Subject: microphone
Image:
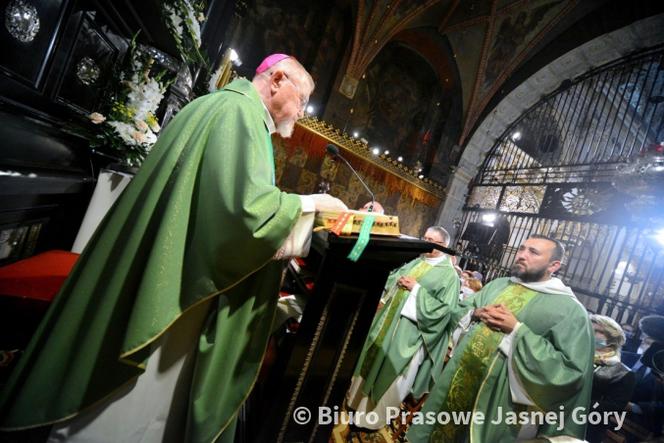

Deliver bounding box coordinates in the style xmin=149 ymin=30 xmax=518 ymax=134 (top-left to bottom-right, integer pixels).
xmin=325 ymin=144 xmax=376 ymax=212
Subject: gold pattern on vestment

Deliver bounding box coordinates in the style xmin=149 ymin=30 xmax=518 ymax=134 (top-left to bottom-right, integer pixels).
xmin=431 ymin=285 xmax=537 ymax=442
xmin=359 ymin=261 xmax=433 ymax=378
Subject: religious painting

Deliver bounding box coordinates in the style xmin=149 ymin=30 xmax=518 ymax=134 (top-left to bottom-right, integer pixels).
xmin=446 ymin=23 xmax=487 ymax=111
xmin=274 ymin=139 xmax=289 ymax=169
xmin=226 ymin=0 xmax=348 ymax=111
xmin=230 ymin=0 xmax=317 ymax=63
xmin=296 ymin=170 xmax=318 ymax=194
xmin=481 ymin=0 xmax=564 ymax=92
xmin=445 ymin=1 xmax=492 ymax=28
xmin=393 ymin=0 xmax=422 ymax=20
xmin=287 ymin=145 xmax=307 ymax=168
xmin=320 ymin=155 xmax=340 ymax=182
xmin=308 ymin=8 xmax=348 ymax=107
xmin=272 ymin=133 xmax=443 ymax=237
xmin=346 ymin=44 xmax=441 ymax=170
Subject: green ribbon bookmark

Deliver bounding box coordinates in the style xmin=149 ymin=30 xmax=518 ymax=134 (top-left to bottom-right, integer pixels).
xmin=347 ymin=215 xmax=375 ymax=262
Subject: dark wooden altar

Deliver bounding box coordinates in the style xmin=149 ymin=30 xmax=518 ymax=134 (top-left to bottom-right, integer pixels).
xmin=245 ymin=232 xmax=444 ymax=443
xmin=0 ymin=0 xmax=234 ymax=266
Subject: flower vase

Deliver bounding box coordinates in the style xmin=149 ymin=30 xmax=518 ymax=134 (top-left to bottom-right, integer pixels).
xmin=71 ymin=166 xmax=134 ymax=253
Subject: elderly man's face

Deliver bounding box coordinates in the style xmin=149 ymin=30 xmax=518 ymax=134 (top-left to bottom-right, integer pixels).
xmin=510 ymin=237 xmax=560 ymax=282
xmin=270 ymin=71 xmax=310 ymax=137
xmin=422 ymin=229 xmax=446 ymax=258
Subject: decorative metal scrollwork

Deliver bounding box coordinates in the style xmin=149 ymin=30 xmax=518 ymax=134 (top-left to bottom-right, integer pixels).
xmin=561 ymin=187 xmax=607 ymax=216
xmin=613 ymin=142 xmax=664 ymax=216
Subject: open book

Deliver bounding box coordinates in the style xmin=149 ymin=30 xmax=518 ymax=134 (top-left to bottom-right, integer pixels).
xmin=315 ymin=210 xmax=400 ymax=236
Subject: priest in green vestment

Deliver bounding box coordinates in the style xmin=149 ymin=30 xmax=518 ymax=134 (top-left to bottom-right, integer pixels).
xmin=346 ymin=226 xmax=460 ymax=429
xmin=0 ymin=55 xmax=347 ymax=443
xmin=407 ymin=234 xmax=594 ymax=442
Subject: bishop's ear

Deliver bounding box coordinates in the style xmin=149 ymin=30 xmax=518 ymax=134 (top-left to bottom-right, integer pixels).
xmin=270 ymin=70 xmax=286 ymax=93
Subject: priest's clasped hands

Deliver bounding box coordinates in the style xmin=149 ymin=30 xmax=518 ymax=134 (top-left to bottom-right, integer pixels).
xmin=473 ymin=304 xmax=518 ymax=333
xmin=397 ymin=276 xmax=417 ymax=291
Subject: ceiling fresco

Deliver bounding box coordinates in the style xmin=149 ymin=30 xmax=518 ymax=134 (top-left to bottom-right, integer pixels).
xmin=341 ymin=0 xmax=578 ymax=144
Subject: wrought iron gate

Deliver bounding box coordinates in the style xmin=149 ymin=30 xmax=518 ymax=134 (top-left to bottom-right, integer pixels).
xmin=456 ymin=45 xmax=664 ymax=325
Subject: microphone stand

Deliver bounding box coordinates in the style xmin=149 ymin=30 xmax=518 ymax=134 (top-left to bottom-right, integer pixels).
xmin=329 ymin=149 xmax=375 ymax=212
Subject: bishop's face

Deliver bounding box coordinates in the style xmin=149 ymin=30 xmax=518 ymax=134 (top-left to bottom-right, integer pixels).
xmin=270 ymin=72 xmax=310 ymax=137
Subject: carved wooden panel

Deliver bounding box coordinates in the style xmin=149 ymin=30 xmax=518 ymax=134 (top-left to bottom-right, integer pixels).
xmin=53 ymin=10 xmax=122 ymax=114
xmin=0 ymin=0 xmax=68 ymax=88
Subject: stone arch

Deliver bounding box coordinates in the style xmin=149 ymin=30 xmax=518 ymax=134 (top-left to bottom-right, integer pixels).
xmin=437 ymin=13 xmax=664 ymax=236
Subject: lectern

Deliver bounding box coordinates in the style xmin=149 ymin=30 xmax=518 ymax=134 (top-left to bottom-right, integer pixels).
xmin=246 ymin=232 xmax=443 ymax=443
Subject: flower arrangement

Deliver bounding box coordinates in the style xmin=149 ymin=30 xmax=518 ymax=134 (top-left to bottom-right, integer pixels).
xmin=84 ymin=1 xmax=208 ymax=168
xmin=162 ymin=0 xmax=207 ymax=66
xmin=87 ymin=39 xmax=171 ymax=167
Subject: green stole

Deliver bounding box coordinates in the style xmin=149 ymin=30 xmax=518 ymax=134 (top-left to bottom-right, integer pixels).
xmin=359 ymin=260 xmax=433 ymax=379
xmin=431 ymin=285 xmax=537 ymax=442
xmin=265 ymin=132 xmax=275 ymax=185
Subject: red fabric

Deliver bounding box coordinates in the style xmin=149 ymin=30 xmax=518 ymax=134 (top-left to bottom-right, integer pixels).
xmin=0 ymin=250 xmax=79 ymax=302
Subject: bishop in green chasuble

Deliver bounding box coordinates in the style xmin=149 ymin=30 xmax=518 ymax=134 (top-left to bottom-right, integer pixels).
xmin=346 ymin=226 xmax=460 ymax=429
xmin=0 ymin=57 xmax=345 ymax=443
xmin=407 ymin=235 xmax=594 ymax=443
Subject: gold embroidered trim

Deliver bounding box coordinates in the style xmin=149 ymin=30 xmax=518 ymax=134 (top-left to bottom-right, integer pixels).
xmin=431 ymin=285 xmax=537 ymax=441
xmin=358 ymin=261 xmax=433 ymax=379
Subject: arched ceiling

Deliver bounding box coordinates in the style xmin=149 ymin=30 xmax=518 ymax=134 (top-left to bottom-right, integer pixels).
xmin=340 ymin=0 xmax=586 ymax=145
xmin=390 ymin=27 xmax=458 ymax=95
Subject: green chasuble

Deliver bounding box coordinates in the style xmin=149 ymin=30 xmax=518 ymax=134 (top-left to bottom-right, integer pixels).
xmin=0 ymin=78 xmax=301 ymax=442
xmin=407 ymin=277 xmax=594 ymax=443
xmin=352 ymin=255 xmax=459 ymax=403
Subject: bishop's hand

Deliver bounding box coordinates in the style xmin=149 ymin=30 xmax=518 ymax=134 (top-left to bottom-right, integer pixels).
xmin=309 ymin=194 xmax=348 ymax=212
